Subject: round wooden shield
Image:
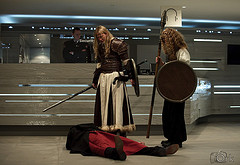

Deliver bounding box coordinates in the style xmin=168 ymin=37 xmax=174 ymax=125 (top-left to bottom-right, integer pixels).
xmin=156 ymin=60 xmax=197 ymax=102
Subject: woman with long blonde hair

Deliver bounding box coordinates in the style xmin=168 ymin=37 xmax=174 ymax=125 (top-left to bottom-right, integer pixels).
xmin=92 ymin=25 xmax=135 ymax=137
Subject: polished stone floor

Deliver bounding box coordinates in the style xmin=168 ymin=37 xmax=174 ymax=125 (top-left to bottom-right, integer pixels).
xmin=0 ymin=122 xmax=240 ymax=165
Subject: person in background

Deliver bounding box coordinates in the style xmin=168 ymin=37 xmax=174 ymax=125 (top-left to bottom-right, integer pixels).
xmin=156 ymin=28 xmax=190 ymax=148
xmin=92 ymin=25 xmax=135 ymax=137
xmin=63 ymin=27 xmax=91 ymax=63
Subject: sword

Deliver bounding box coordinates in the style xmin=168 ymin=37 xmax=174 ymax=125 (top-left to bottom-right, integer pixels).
xmin=42 ymin=85 xmax=94 ymax=112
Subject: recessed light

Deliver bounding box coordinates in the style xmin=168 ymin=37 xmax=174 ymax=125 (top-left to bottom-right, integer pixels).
xmin=194 ymin=39 xmax=222 ymax=42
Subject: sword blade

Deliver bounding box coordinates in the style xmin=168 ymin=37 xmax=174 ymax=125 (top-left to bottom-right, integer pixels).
xmin=42 ymin=85 xmax=93 ymax=112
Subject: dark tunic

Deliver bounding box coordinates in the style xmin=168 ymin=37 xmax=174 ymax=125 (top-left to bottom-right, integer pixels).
xmin=93 ymin=38 xmax=135 ymax=133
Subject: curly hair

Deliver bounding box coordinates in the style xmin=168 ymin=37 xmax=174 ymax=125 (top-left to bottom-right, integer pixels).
xmin=93 ymin=25 xmax=114 ymax=59
xmin=160 ymin=28 xmax=187 ymax=61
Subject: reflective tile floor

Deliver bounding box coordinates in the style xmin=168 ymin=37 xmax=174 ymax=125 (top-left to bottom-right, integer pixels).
xmin=0 ymin=122 xmax=240 ymax=165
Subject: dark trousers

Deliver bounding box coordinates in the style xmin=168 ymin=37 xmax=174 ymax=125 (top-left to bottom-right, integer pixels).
xmin=162 ymin=100 xmax=187 ymax=143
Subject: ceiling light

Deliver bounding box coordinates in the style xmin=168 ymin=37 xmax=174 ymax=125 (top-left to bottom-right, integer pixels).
xmin=182 ymin=25 xmax=196 ymax=28
xmin=5 ymin=100 xmax=95 ymax=103
xmin=183 ymin=19 xmax=240 ymax=24
xmin=0 ymin=94 xmax=95 ymax=96
xmin=190 ymin=60 xmax=218 ymax=63
xmin=194 ymin=39 xmax=222 ymax=42
xmin=193 ymin=68 xmax=219 ymax=71
xmin=214 ymin=92 xmax=240 ymax=94
xmin=3 ymin=14 xmax=240 ymax=25
xmin=113 ymin=28 xmax=119 ymax=31
xmin=230 ymin=106 xmax=240 ymax=108
xmin=214 ymin=85 xmax=240 ymax=88
xmin=120 ymin=24 xmax=147 ymax=26
xmin=217 ymin=26 xmax=240 ymax=30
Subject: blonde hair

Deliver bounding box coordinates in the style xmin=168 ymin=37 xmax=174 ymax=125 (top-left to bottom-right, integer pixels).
xmin=93 ymin=25 xmax=114 ymax=59
xmin=161 ymin=28 xmax=187 ymax=61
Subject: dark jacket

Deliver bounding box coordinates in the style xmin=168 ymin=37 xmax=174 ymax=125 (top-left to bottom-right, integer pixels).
xmin=63 ymin=40 xmax=91 ymax=63
xmin=66 ymin=123 xmax=101 ymax=156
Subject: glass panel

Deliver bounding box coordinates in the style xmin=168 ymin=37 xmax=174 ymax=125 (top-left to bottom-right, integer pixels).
xmin=19 ymin=34 xmax=50 ymax=63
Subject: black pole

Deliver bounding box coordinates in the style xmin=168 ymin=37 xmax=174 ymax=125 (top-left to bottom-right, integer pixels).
xmin=146 ymin=10 xmax=167 ymax=138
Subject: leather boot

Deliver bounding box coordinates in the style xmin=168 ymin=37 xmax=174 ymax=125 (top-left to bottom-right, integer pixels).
xmin=104 ymin=136 xmax=127 ymax=161
xmin=165 ymin=144 xmax=179 ymax=155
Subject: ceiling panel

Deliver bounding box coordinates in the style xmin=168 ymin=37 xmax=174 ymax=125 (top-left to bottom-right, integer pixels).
xmin=0 ymin=0 xmax=239 ymax=23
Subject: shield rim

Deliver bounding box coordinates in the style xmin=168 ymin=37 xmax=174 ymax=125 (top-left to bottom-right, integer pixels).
xmin=156 ymin=60 xmax=197 ymax=102
xmin=131 ymin=58 xmax=140 ymax=97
